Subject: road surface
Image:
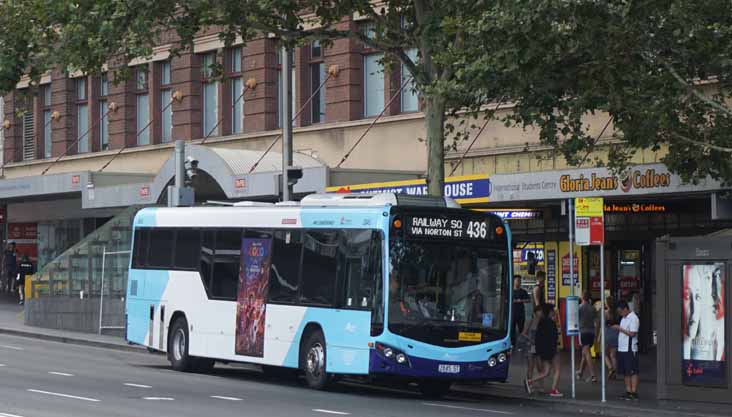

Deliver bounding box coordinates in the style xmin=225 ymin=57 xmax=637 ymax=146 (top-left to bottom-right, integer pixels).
xmin=0 ymin=333 xmax=576 ymax=417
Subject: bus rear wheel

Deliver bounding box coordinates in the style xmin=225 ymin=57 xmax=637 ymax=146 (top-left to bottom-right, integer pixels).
xmin=169 ymin=317 xmax=197 ymax=372
xmin=419 ymin=380 xmax=452 ymax=398
xmin=301 ymin=330 xmax=330 ymax=390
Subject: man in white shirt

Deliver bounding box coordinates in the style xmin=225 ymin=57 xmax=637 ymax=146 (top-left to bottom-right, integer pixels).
xmin=612 ymin=300 xmax=640 ymax=400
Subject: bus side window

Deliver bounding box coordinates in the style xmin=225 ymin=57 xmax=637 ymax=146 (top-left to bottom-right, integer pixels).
xmin=338 ymin=230 xmax=372 ymax=309
xmin=132 ymin=229 xmax=150 ymax=268
xmin=211 ymin=230 xmax=242 ymax=300
xmin=301 ymin=231 xmax=338 ymax=306
xmin=269 ymin=230 xmax=302 ymax=303
xmin=174 ymin=229 xmax=201 ymax=270
xmin=200 ymin=231 xmax=215 ymax=296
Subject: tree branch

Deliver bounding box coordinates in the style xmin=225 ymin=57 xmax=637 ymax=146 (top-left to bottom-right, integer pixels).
xmin=659 ymin=57 xmax=732 ymax=118
xmin=672 ymin=132 xmax=732 ymax=153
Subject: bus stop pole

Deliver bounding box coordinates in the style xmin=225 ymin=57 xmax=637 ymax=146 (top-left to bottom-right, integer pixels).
xmin=569 ymin=198 xmax=576 ymax=399
xmin=600 ymin=244 xmax=607 ymax=402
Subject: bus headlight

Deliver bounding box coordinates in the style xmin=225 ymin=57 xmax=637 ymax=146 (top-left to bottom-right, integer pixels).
xmin=488 ymin=356 xmax=498 ymax=367
xmin=374 ymin=343 xmax=410 ymax=367
xmin=498 ymin=353 xmax=507 ymax=363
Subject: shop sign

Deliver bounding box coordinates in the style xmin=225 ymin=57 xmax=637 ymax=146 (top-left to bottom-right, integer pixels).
xmin=575 ymin=197 xmax=604 ymax=246
xmin=682 ymin=263 xmax=726 ymax=386
xmin=488 ymin=163 xmax=723 ymax=202
xmin=546 ymin=249 xmax=557 ymax=301
xmin=618 ymin=276 xmax=640 ymax=291
xmin=561 ymin=254 xmax=579 ymax=286
xmin=326 ymin=174 xmax=491 ymax=204
xmin=604 ymin=203 xmax=667 ymax=213
xmin=481 ymin=209 xmax=542 ymax=220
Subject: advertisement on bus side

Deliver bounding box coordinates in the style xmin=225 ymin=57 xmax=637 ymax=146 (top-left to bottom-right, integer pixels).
xmin=235 ymin=238 xmax=273 ymax=358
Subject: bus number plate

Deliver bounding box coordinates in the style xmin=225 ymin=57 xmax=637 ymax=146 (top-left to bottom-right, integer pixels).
xmin=438 ymin=364 xmax=460 ymax=374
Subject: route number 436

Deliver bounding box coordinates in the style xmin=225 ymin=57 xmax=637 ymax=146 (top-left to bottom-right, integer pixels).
xmin=466 ymin=221 xmax=488 ymax=239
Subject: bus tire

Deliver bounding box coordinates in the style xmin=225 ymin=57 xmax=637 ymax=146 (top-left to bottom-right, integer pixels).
xmin=168 ymin=317 xmax=196 ymax=372
xmin=419 ymin=380 xmax=452 ymax=398
xmin=301 ymin=330 xmax=330 ymax=390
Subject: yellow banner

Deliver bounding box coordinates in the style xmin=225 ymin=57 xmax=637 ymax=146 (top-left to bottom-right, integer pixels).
xmin=575 ymin=197 xmax=604 ymax=217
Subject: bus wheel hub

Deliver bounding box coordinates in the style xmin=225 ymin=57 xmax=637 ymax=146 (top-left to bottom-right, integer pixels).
xmin=307 ymin=343 xmax=324 ymax=376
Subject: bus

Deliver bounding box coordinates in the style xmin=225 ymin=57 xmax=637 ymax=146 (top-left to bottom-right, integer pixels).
xmin=126 ymin=193 xmax=512 ymax=396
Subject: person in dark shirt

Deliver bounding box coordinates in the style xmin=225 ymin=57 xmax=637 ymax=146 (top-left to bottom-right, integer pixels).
xmin=17 ymin=255 xmax=34 ymax=305
xmin=525 ymin=303 xmax=563 ymax=397
xmin=511 ymin=275 xmax=531 ymax=347
xmin=3 ymin=242 xmax=17 ymax=293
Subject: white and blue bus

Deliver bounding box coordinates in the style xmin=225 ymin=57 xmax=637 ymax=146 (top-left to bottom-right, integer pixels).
xmin=126 ymin=193 xmax=512 ymax=396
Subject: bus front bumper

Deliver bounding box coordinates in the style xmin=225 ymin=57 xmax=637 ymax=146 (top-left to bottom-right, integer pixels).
xmin=368 ymin=349 xmax=510 ymax=381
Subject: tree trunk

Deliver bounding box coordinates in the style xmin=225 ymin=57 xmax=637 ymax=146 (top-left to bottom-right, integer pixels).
xmin=424 ymin=96 xmax=446 ymax=196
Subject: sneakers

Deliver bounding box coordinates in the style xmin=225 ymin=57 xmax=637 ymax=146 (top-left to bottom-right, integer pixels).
xmin=524 ymin=379 xmax=533 ymax=395
xmin=548 ymin=389 xmax=564 ymax=397
xmin=619 ymin=392 xmax=638 ymax=401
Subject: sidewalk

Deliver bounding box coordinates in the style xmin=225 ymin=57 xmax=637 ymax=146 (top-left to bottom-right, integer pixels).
xmin=455 ymin=347 xmax=726 ymax=417
xmin=0 ymin=296 xmax=726 ymax=417
xmin=0 ymin=293 xmax=141 ymax=352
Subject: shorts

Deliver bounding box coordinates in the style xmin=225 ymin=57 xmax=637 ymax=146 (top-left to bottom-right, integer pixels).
xmin=537 ymin=350 xmax=556 ymax=362
xmin=617 ymin=351 xmax=639 ymax=376
xmin=580 ymin=332 xmax=595 ymax=347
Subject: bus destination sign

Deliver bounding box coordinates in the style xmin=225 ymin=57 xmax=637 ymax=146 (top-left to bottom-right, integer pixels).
xmin=405 ymin=215 xmax=491 ymax=240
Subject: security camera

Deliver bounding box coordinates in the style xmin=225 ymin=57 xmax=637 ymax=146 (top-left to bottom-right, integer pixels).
xmin=184 ymin=156 xmax=199 ymax=183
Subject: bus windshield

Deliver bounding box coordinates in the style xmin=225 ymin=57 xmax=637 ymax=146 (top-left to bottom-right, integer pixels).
xmin=388 ymin=239 xmax=507 ymax=347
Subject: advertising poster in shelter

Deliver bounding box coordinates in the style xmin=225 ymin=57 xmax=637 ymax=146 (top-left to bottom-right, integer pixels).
xmin=235 ymin=238 xmax=272 ymax=357
xmin=682 ymin=263 xmax=726 ymax=386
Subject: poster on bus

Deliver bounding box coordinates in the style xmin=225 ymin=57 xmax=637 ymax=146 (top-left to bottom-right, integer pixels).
xmin=682 ymin=263 xmax=726 ymax=386
xmin=235 ymin=238 xmax=272 ymax=358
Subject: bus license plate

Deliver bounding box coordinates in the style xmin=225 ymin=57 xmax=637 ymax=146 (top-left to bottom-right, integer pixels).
xmin=438 ymin=364 xmax=460 ymax=374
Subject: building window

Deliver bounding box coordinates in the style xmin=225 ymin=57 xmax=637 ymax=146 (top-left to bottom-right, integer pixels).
xmin=201 ymin=52 xmax=219 ymax=138
xmin=22 ymin=106 xmax=35 ymax=161
xmin=364 ymin=53 xmax=385 ymax=117
xmin=42 ymin=85 xmax=52 ymax=158
xmin=310 ymin=41 xmax=326 ymax=124
xmin=76 ymin=78 xmax=89 ymax=154
xmin=135 ymin=67 xmax=150 ymax=146
xmin=277 ymin=48 xmax=296 ymax=128
xmin=160 ymin=61 xmax=173 ymax=143
xmin=99 ymin=74 xmax=109 ymax=150
xmin=401 ymin=48 xmax=419 ymax=113
xmin=229 ymin=48 xmax=244 ymax=134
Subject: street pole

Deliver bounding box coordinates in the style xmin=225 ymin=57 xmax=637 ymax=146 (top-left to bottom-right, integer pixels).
xmin=281 ymin=44 xmax=293 ymax=202
xmin=569 ymin=198 xmax=576 ymax=399
xmin=600 ymin=243 xmax=606 ymax=402
xmin=167 ymin=140 xmax=185 ymax=207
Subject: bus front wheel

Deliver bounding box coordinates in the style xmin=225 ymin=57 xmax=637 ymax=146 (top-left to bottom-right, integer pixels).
xmin=301 ymin=330 xmax=330 ymax=390
xmin=169 ymin=317 xmax=196 ymax=372
xmin=419 ymin=380 xmax=452 ymax=398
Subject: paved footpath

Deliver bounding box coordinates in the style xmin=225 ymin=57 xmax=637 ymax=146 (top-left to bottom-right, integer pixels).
xmin=0 ymin=296 xmax=727 ymax=417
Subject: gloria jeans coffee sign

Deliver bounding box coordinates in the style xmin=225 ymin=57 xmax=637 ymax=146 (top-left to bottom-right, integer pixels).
xmin=489 ymin=163 xmax=722 ymax=202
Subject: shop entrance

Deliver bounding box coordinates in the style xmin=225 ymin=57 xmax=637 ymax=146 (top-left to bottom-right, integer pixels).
xmin=583 ymin=242 xmax=653 ymax=353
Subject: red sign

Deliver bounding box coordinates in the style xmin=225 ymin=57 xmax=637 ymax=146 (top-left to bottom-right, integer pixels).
xmin=619 ymin=276 xmax=640 ymax=291
xmin=8 ymin=223 xmax=38 ymax=261
xmin=139 ymin=186 xmax=150 ymax=198
xmin=589 ymin=216 xmax=604 ymax=245
xmin=235 ymin=178 xmax=247 ymax=189
xmin=71 ymin=175 xmax=80 ymax=185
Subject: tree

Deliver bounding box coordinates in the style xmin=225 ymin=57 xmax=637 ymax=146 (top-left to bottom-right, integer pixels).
xmin=457 ymin=0 xmax=732 ymax=184
xmin=0 ymin=0 xmax=495 ymax=196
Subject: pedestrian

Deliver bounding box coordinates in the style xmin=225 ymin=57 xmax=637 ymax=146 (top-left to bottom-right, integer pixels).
xmin=525 ymin=303 xmax=563 ymax=397
xmin=612 ymin=300 xmax=640 ymax=400
xmin=511 ymin=275 xmax=531 ymax=347
xmin=577 ymin=291 xmax=598 ymax=382
xmin=3 ymin=242 xmax=17 ymax=294
xmin=17 ymin=255 xmax=34 ymax=305
xmin=532 ymin=270 xmax=546 ymax=308
xmin=521 ymin=304 xmax=544 ymax=385
xmin=604 ymin=300 xmax=619 ymax=380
